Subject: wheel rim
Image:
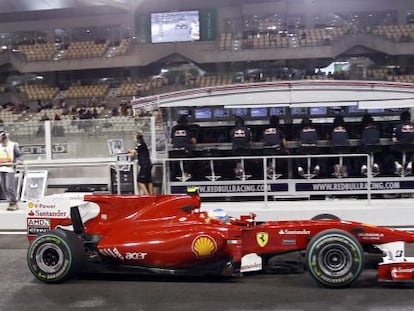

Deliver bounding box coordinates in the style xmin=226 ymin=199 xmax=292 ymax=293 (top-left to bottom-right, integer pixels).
xmin=35 ymin=243 xmax=65 ymax=273
xmin=318 ymin=244 xmax=352 ymax=276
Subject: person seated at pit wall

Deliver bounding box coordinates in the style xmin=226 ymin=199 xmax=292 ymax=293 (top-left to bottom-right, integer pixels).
xmin=330 ymin=115 xmax=351 ymax=177
xmin=230 ymin=116 xmax=252 ymax=177
xmin=359 ymin=113 xmax=381 ymax=175
xmin=169 ymin=115 xmax=197 ymax=178
xmin=391 ymin=110 xmax=414 ymax=175
xmin=263 ymin=115 xmax=287 ymax=154
xmin=231 ymin=116 xmax=252 ymax=154
xmin=297 ymin=117 xmax=320 ymax=176
xmin=170 ymin=115 xmax=197 ymax=153
xmin=262 ymin=115 xmax=288 ymax=177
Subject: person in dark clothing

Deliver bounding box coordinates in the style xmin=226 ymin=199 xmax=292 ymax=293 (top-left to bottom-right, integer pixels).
xmin=359 ymin=113 xmax=381 ymax=174
xmin=128 ymin=132 xmax=154 ymax=195
xmin=230 ymin=116 xmax=252 ymax=178
xmin=170 ymin=115 xmax=196 ymax=153
xmin=263 ymin=115 xmax=287 ymax=177
xmin=330 ymin=115 xmax=350 ymax=177
xmin=230 ymin=116 xmax=251 ymax=154
xmin=392 ymin=110 xmax=414 ymax=175
xmin=169 ymin=115 xmax=196 ymax=179
xmin=297 ymin=117 xmax=319 ymax=176
xmin=330 ymin=115 xmax=349 ymax=146
xmin=263 ymin=115 xmax=287 ymax=152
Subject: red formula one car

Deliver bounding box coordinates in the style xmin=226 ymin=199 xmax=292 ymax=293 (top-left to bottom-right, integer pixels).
xmin=26 ymin=191 xmax=414 ymax=288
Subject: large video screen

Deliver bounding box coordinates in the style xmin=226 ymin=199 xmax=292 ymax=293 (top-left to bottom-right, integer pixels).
xmin=151 ymin=11 xmax=200 ymax=43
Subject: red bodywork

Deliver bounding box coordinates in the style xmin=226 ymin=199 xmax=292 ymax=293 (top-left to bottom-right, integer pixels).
xmin=26 ymin=193 xmax=414 ymax=281
xmin=82 ymin=194 xmax=243 ymax=269
xmin=378 ymin=262 xmax=414 ymax=283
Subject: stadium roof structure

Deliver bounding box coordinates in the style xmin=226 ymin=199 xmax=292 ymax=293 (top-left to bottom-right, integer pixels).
xmin=0 ymin=0 xmax=135 ymax=13
xmin=0 ymin=0 xmax=288 ymax=17
xmin=0 ymin=0 xmax=139 ymax=22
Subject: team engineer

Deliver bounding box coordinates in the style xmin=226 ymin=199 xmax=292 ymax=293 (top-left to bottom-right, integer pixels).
xmin=169 ymin=115 xmax=196 ymax=179
xmin=128 ymin=132 xmax=154 ymax=195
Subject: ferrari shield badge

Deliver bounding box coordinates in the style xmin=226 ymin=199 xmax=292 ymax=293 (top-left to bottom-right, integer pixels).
xmin=256 ymin=232 xmax=269 ymax=247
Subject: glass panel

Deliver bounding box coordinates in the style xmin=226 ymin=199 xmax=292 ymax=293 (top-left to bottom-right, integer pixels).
xmin=2 ymin=116 xmax=167 ymax=161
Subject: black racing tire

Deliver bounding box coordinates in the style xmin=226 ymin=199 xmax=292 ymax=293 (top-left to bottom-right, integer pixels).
xmin=27 ymin=229 xmax=85 ymax=283
xmin=305 ymin=229 xmax=364 ymax=288
xmin=311 ymin=214 xmax=340 ymax=221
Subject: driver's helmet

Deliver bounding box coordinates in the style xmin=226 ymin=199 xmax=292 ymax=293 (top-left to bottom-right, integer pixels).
xmin=208 ymin=208 xmax=229 ymax=223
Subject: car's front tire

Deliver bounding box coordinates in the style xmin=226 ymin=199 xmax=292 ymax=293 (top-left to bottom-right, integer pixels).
xmin=27 ymin=229 xmax=85 ymax=283
xmin=305 ymin=229 xmax=364 ymax=288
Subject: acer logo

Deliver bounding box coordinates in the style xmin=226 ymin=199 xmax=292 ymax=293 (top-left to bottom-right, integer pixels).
xmin=125 ymin=252 xmax=147 ymax=260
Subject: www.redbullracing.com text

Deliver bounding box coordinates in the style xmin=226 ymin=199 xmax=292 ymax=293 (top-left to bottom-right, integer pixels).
xmin=195 ymin=182 xmax=401 ymax=193
xmin=311 ymin=181 xmax=400 ymax=191
xmin=198 ymin=184 xmax=271 ymax=193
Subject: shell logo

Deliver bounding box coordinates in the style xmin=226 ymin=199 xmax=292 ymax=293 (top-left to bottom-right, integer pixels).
xmin=28 ymin=201 xmax=34 ymax=208
xmin=192 ymin=235 xmax=217 ymax=257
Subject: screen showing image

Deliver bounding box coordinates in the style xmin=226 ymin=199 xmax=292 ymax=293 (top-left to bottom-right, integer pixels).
xmin=176 ymin=109 xmax=190 ymax=116
xmin=194 ymin=108 xmax=212 ymax=119
xmin=348 ymin=106 xmax=360 ymax=114
xmin=328 ymin=106 xmax=345 ymax=115
xmin=213 ymin=108 xmax=228 ymax=118
xmin=232 ymin=108 xmax=248 ymax=117
xmin=291 ymin=107 xmax=307 ymax=115
xmin=151 ymin=11 xmax=200 ymax=43
xmin=269 ymin=107 xmax=285 ymax=116
xmin=385 ymin=108 xmax=404 ymax=113
xmin=367 ymin=108 xmax=384 ymax=113
xmin=250 ymin=107 xmax=268 ymax=118
xmin=310 ymin=107 xmax=327 ymax=115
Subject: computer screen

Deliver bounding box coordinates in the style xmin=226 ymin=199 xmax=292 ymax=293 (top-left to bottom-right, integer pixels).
xmin=310 ymin=107 xmax=327 ymax=115
xmin=347 ymin=106 xmax=360 ymax=114
xmin=269 ymin=107 xmax=285 ymax=116
xmin=194 ymin=107 xmax=212 ymax=119
xmin=250 ymin=107 xmax=268 ymax=118
xmin=328 ymin=106 xmax=345 ymax=115
xmin=176 ymin=109 xmax=190 ymax=116
xmin=367 ymin=108 xmax=385 ymax=113
xmin=213 ymin=108 xmax=229 ymax=118
xmin=232 ymin=108 xmax=248 ymax=117
xmin=291 ymin=107 xmax=307 ymax=115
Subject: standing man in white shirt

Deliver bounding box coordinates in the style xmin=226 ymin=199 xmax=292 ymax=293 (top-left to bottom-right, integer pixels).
xmin=0 ymin=131 xmax=23 ymax=211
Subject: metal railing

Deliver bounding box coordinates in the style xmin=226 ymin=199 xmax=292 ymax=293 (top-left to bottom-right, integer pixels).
xmin=163 ymin=153 xmax=387 ymax=205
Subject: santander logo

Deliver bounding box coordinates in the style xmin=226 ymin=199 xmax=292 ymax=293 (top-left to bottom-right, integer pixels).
xmin=391 ymin=267 xmax=414 ymax=279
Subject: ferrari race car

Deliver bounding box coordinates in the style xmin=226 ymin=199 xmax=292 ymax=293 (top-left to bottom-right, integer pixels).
xmin=26 ymin=191 xmax=414 ymax=288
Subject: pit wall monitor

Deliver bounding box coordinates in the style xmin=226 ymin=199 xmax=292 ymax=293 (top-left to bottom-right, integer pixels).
xmin=250 ymin=107 xmax=268 ymax=118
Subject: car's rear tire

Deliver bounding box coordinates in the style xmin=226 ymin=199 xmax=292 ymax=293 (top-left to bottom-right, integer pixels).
xmin=311 ymin=213 xmax=340 ymax=221
xmin=27 ymin=229 xmax=85 ymax=283
xmin=305 ymin=229 xmax=364 ymax=288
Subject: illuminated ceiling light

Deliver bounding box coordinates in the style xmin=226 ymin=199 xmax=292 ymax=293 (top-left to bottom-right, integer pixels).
xmin=290 ymin=102 xmax=356 ymax=108
xmin=224 ymin=103 xmax=290 ymax=109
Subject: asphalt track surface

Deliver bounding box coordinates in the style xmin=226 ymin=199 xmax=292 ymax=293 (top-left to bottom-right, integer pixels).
xmin=3 ymin=234 xmax=414 ymax=311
